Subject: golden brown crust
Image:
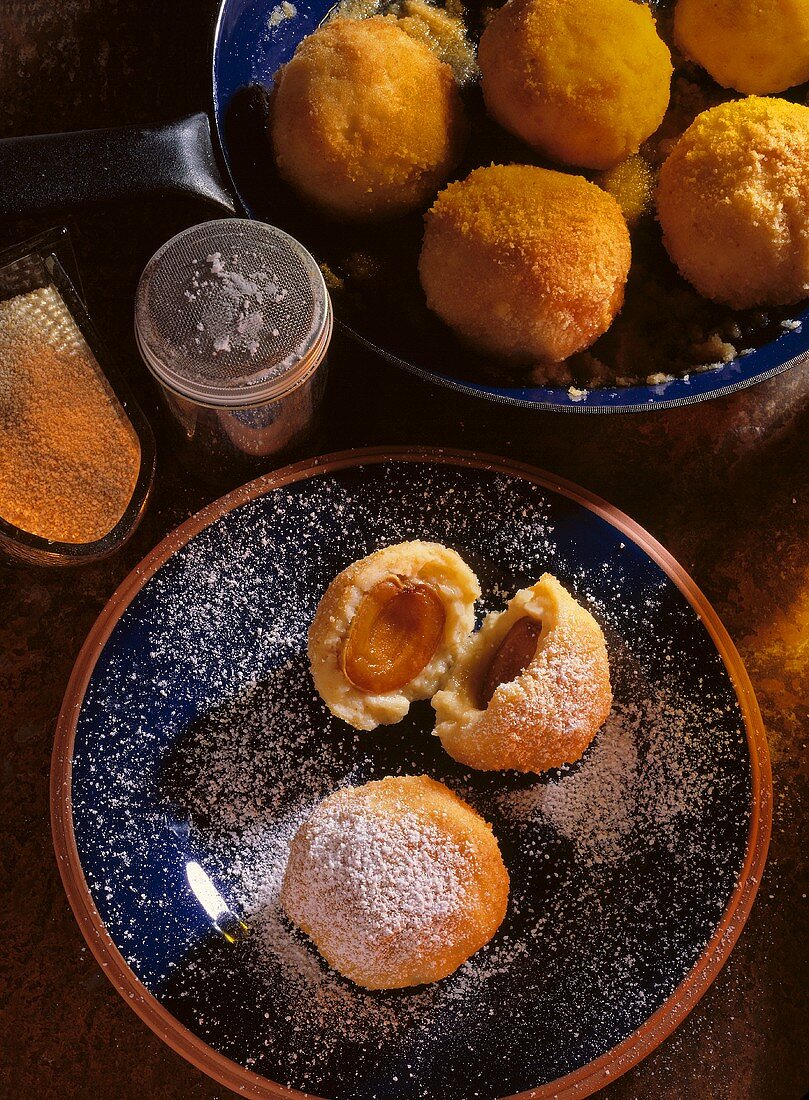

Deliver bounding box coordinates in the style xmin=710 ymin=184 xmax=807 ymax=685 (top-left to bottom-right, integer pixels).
xmin=432 ymin=574 xmax=612 ymax=773
xmin=674 ymin=0 xmax=809 ymax=95
xmin=419 ymin=164 xmax=631 ymax=364
xmin=308 ymin=541 xmax=480 ymax=730
xmin=479 ymin=0 xmax=672 ymax=170
xmin=270 ymin=17 xmax=467 ymax=220
xmin=280 ymin=775 xmax=510 ymax=989
xmin=657 ymin=97 xmax=809 ymax=309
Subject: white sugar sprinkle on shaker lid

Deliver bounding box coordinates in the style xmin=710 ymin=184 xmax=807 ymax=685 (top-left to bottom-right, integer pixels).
xmin=134 ymin=219 xmax=330 ymax=409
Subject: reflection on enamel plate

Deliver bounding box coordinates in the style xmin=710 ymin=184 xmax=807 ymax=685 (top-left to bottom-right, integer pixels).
xmin=186 ymin=860 xmax=248 ymax=943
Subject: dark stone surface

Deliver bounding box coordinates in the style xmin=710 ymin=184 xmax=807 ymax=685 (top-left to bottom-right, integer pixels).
xmin=0 ymin=2 xmax=807 ymax=1097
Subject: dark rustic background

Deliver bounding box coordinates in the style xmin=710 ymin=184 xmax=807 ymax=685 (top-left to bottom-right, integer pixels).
xmin=0 ymin=1 xmax=807 ymax=1096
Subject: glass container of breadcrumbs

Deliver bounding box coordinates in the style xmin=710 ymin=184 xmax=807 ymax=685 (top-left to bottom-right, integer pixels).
xmin=134 ymin=219 xmax=331 ymax=484
xmin=0 ymin=235 xmax=156 ymax=567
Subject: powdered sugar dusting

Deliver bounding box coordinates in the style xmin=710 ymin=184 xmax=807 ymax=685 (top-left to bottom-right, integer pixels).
xmin=283 ymin=805 xmax=472 ymax=967
xmin=498 ymin=713 xmax=639 ymax=864
xmin=181 ymin=252 xmax=288 ymax=362
xmin=70 ymin=461 xmax=754 ymax=1099
xmin=136 ymin=221 xmax=321 ymax=394
xmin=494 ymin=691 xmax=714 ymax=867
xmin=267 ymin=0 xmax=297 ymax=26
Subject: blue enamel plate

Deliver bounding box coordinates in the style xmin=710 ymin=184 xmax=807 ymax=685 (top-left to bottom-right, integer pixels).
xmin=209 ymin=0 xmax=809 ymax=412
xmin=52 ymin=449 xmax=771 ymax=1099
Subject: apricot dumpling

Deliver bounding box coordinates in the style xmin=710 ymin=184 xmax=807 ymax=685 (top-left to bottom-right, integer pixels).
xmin=432 ymin=574 xmax=612 ymax=772
xmin=281 ymin=775 xmax=509 ymax=988
xmin=270 ymin=17 xmax=467 ymax=220
xmin=308 ymin=541 xmax=480 ymax=730
xmin=419 ymin=165 xmax=631 ymax=364
xmin=674 ymin=0 xmax=809 ymax=95
xmin=478 ymin=0 xmax=672 ymax=170
xmin=657 ymin=98 xmax=809 ymax=309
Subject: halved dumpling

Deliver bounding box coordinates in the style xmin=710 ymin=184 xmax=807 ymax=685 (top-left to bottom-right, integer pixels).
xmin=308 ymin=541 xmax=480 ymax=730
xmin=432 ymin=574 xmax=612 ymax=772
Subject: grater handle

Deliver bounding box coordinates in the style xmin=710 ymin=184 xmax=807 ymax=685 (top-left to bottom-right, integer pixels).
xmin=0 ymin=113 xmax=238 ymax=218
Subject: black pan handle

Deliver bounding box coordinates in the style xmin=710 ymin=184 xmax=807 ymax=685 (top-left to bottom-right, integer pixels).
xmin=0 ymin=112 xmax=238 ymax=218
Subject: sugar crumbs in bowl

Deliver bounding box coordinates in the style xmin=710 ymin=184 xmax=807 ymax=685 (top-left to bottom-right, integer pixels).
xmin=0 ymin=283 xmax=149 ymax=563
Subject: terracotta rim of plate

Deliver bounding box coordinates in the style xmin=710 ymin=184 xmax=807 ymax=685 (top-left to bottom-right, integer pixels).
xmin=51 ymin=446 xmax=772 ymax=1100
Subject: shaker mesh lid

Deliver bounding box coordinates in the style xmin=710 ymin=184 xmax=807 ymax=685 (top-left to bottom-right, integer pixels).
xmin=135 ymin=219 xmax=329 ymax=407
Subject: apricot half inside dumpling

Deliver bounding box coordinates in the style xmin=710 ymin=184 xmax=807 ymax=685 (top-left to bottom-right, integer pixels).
xmin=308 ymin=541 xmax=480 ymax=730
xmin=432 ymin=574 xmax=612 ymax=772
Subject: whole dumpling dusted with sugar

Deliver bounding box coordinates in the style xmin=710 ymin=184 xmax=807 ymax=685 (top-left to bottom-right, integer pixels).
xmin=270 ymin=17 xmax=467 ymax=221
xmin=419 ymin=165 xmax=631 ymax=364
xmin=432 ymin=574 xmax=612 ymax=772
xmin=280 ymin=775 xmax=510 ymax=989
xmin=308 ymin=541 xmax=480 ymax=730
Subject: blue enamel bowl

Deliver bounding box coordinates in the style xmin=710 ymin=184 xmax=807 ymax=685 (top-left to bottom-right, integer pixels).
xmin=209 ymin=0 xmax=809 ymax=412
xmin=52 ymin=449 xmax=771 ymax=1099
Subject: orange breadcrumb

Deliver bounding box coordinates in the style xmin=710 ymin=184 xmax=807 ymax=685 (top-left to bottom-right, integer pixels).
xmin=599 ymin=155 xmax=656 ymax=228
xmin=657 ymin=97 xmax=809 ymax=309
xmin=0 ymin=286 xmax=140 ymax=544
xmin=393 ymin=0 xmax=478 ymax=85
xmin=418 ymin=164 xmax=632 ymax=364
